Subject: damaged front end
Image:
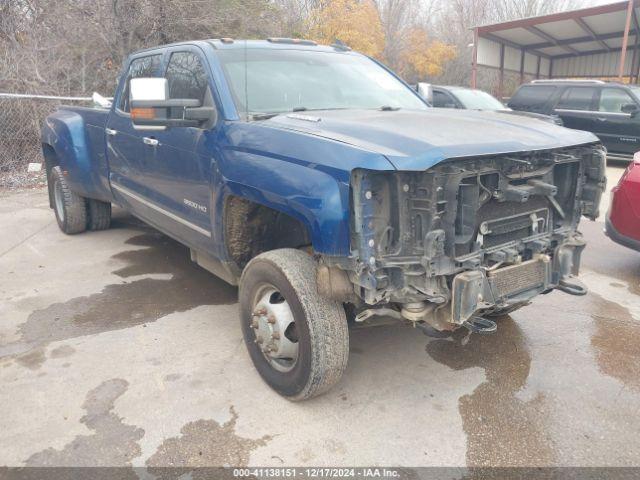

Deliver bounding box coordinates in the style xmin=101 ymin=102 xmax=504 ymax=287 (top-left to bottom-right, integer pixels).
xmin=319 ymin=144 xmax=606 ymax=334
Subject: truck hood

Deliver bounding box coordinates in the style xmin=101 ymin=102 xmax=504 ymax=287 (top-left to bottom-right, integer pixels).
xmin=267 ymin=108 xmax=597 ymax=170
xmin=494 ymin=109 xmax=561 ymax=124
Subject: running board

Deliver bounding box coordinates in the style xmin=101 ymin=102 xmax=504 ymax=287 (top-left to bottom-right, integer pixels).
xmin=189 ymin=249 xmax=240 ymax=286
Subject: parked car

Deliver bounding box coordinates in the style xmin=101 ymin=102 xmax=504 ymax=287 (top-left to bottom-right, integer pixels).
xmin=508 ymin=79 xmax=640 ymax=161
xmin=417 ymin=83 xmax=562 ymax=125
xmin=606 ymin=152 xmax=640 ymax=251
xmin=41 ymin=39 xmax=605 ymax=400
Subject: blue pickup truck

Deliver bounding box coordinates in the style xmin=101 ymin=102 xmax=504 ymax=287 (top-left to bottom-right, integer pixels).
xmin=42 ymin=38 xmax=606 ymax=400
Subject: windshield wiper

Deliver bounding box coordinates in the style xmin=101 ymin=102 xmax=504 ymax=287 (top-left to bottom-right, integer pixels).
xmin=291 ymin=107 xmax=351 ymax=112
xmin=249 ymin=112 xmax=282 ymax=121
xmin=249 ymin=107 xmax=349 ymax=120
xmin=379 ymin=105 xmax=400 ymax=111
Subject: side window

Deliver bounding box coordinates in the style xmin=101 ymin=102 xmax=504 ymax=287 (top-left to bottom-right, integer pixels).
xmin=118 ymin=54 xmax=162 ymax=112
xmin=165 ymin=51 xmax=209 ymax=103
xmin=556 ymin=87 xmax=596 ymax=111
xmin=508 ymin=85 xmax=556 ymax=112
xmin=433 ymin=91 xmax=454 ymax=108
xmin=599 ymin=88 xmax=636 ymax=113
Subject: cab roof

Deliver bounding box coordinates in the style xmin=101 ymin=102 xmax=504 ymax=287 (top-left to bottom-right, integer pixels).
xmin=207 ymin=38 xmax=354 ymax=53
xmin=131 ymin=38 xmax=354 ymax=56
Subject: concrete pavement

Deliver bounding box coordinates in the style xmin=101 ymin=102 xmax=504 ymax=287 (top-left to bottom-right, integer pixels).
xmin=1 ymin=164 xmax=639 ymax=470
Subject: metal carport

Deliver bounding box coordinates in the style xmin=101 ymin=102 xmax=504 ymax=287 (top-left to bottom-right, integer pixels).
xmin=471 ymin=0 xmax=640 ymax=97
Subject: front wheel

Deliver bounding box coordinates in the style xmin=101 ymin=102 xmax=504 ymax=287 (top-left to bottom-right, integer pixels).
xmin=239 ymin=249 xmax=349 ymax=401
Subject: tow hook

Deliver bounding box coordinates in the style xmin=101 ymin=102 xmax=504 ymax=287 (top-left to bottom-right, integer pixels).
xmin=557 ymin=276 xmax=588 ymax=296
xmin=463 ymin=316 xmax=497 ymax=334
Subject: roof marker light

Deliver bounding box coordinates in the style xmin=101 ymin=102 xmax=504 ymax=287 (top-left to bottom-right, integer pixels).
xmin=266 ymin=38 xmax=318 ymax=46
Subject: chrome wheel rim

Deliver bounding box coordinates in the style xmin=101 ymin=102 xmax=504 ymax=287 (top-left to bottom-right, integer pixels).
xmin=54 ymin=180 xmax=65 ymax=223
xmin=250 ymin=285 xmax=299 ymax=372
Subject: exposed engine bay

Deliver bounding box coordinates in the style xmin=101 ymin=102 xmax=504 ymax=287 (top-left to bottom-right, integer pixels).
xmin=318 ymin=144 xmax=606 ymax=333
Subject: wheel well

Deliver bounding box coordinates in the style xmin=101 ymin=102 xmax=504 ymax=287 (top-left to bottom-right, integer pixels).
xmin=42 ymin=144 xmax=59 ymax=208
xmin=224 ymin=196 xmax=312 ymax=269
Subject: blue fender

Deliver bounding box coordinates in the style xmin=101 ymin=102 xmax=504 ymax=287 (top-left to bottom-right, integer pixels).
xmin=41 ymin=107 xmax=113 ymax=202
xmin=211 ymin=122 xmax=396 ymax=257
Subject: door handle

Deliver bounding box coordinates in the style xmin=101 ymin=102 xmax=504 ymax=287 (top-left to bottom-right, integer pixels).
xmin=596 ymin=117 xmax=607 ymax=122
xmin=143 ymin=137 xmax=159 ymax=146
xmin=106 ymin=128 xmax=117 ymax=136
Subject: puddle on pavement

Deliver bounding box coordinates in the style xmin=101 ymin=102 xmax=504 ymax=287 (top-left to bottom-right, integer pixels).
xmin=426 ymin=318 xmax=554 ymax=468
xmin=49 ymin=344 xmax=76 ymax=359
xmin=146 ymin=405 xmax=271 ymax=479
xmin=14 ymin=348 xmax=46 ymax=370
xmin=25 ymin=378 xmax=144 ymax=471
xmin=5 ymin=230 xmax=238 ymax=368
xmin=588 ymin=293 xmax=640 ymax=391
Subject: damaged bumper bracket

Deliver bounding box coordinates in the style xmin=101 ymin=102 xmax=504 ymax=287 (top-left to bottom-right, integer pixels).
xmin=451 ymin=255 xmax=553 ymax=324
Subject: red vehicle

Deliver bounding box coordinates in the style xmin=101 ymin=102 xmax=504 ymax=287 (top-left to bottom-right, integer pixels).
xmin=606 ymin=152 xmax=640 ymax=251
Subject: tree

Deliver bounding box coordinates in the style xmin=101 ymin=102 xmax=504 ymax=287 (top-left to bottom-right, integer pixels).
xmin=398 ymin=27 xmax=456 ymax=81
xmin=308 ymin=0 xmax=385 ymax=58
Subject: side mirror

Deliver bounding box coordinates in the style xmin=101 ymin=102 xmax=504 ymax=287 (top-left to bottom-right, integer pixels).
xmin=621 ymin=103 xmax=639 ymax=116
xmin=129 ymin=77 xmax=216 ymax=128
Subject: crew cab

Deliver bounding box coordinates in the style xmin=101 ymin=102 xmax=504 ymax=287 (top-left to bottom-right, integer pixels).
xmin=41 ymin=39 xmax=606 ymax=400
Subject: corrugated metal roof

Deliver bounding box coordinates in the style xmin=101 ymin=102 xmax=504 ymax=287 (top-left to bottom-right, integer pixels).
xmin=476 ymin=1 xmax=638 ymax=60
xmin=473 ymin=1 xmax=640 ymax=84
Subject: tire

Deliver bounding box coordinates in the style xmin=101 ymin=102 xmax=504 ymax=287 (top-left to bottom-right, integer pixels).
xmin=50 ymin=166 xmax=87 ymax=234
xmin=239 ymin=249 xmax=349 ymax=401
xmin=87 ymin=199 xmax=112 ymax=231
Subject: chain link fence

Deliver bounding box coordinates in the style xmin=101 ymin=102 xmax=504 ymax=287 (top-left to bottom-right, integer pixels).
xmin=0 ymin=94 xmax=93 ymax=188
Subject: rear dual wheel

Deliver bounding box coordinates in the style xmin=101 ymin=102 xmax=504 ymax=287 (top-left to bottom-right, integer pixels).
xmin=87 ymin=198 xmax=112 ymax=231
xmin=239 ymin=249 xmax=349 ymax=401
xmin=49 ymin=166 xmax=111 ymax=234
xmin=51 ymin=166 xmax=87 ymax=234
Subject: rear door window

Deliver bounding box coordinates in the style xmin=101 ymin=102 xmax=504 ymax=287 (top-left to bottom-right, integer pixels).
xmin=556 ymin=87 xmax=597 ymax=111
xmin=508 ymin=85 xmax=556 ymax=112
xmin=599 ymin=88 xmax=636 ymax=113
xmin=118 ymin=54 xmax=163 ymax=113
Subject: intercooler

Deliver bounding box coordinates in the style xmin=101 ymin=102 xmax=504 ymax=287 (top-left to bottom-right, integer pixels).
xmin=487 ymin=256 xmax=550 ymax=298
xmin=452 ymin=255 xmax=552 ymax=324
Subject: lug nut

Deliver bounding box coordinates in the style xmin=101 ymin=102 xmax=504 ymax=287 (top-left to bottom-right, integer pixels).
xmin=267 ymin=316 xmax=276 ymax=324
xmin=271 ymin=332 xmax=280 ymax=339
xmin=255 ymin=337 xmax=263 ymax=344
xmin=251 ymin=319 xmax=258 ymax=329
xmin=365 ymin=190 xmax=372 ymax=199
xmin=252 ymin=308 xmax=267 ymax=317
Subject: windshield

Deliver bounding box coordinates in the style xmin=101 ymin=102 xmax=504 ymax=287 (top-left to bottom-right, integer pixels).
xmin=216 ymin=48 xmax=428 ymax=117
xmin=451 ymin=89 xmax=506 ymax=110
